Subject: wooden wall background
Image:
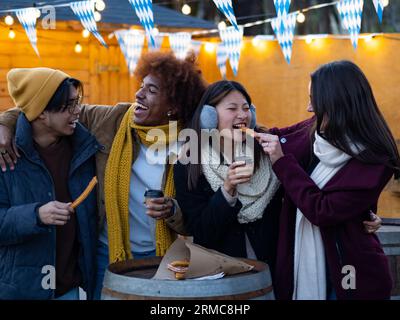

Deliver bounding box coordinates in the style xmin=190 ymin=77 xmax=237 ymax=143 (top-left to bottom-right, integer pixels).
xmin=0 ymin=23 xmax=399 ymax=217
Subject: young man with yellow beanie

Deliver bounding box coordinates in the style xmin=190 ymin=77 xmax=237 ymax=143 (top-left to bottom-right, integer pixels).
xmin=0 ymin=67 xmax=99 ymax=300
xmin=0 ymin=52 xmax=207 ymax=299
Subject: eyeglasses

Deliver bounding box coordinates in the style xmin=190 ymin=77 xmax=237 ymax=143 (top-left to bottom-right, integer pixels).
xmin=61 ymin=96 xmax=82 ymax=114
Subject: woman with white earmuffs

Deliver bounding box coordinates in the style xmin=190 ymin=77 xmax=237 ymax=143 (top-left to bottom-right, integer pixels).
xmin=173 ymin=80 xmax=383 ymax=287
xmin=173 ymin=80 xmax=283 ymax=278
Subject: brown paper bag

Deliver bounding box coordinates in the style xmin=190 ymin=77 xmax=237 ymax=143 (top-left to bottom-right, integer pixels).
xmin=153 ymin=238 xmax=254 ymax=280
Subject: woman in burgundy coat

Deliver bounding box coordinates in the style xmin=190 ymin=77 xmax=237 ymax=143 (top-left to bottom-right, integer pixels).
xmin=258 ymin=61 xmax=400 ymax=300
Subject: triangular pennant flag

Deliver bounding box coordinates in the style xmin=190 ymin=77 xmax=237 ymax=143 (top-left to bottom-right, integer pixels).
xmin=190 ymin=40 xmax=203 ymax=56
xmin=372 ymin=0 xmax=384 ymax=23
xmin=336 ymin=0 xmax=364 ymax=49
xmin=115 ymin=30 xmax=145 ymax=76
xmin=147 ymin=34 xmax=164 ymax=51
xmin=128 ymin=0 xmax=156 ymax=48
xmin=273 ymin=0 xmax=291 ymax=17
xmin=219 ymin=26 xmax=243 ymax=76
xmin=271 ymin=13 xmax=297 ymax=64
xmin=70 ymin=1 xmax=108 ymax=47
xmin=169 ymin=32 xmax=192 ymax=60
xmin=212 ymin=0 xmax=239 ymax=31
xmin=16 ymin=8 xmax=39 ymax=56
xmin=216 ymin=43 xmax=228 ymax=79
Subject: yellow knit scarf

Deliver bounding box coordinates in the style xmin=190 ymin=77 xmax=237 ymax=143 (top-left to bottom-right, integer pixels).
xmin=104 ymin=105 xmax=182 ymax=263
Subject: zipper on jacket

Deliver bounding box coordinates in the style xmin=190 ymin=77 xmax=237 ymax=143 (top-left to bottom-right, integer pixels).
xmin=18 ymin=147 xmax=61 ymax=299
xmin=69 ymin=142 xmax=99 ymax=177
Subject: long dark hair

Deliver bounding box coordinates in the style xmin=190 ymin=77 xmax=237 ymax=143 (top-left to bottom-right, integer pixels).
xmin=311 ymin=60 xmax=400 ymax=178
xmin=185 ymin=80 xmax=265 ymax=190
xmin=44 ymin=78 xmax=83 ymax=113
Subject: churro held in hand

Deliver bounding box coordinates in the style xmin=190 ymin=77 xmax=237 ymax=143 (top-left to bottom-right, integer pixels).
xmin=71 ymin=177 xmax=98 ymax=209
xmin=240 ymin=127 xmax=256 ymax=138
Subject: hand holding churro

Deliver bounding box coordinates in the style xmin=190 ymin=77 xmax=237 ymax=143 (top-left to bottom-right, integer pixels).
xmin=71 ymin=176 xmax=98 ymax=209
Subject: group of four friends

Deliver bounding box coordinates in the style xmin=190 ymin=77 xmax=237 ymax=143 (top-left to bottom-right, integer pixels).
xmin=0 ymin=51 xmax=399 ymax=300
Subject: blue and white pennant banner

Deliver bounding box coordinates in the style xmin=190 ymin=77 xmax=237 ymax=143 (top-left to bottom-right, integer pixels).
xmin=70 ymin=0 xmax=108 ymax=47
xmin=147 ymin=34 xmax=164 ymax=51
xmin=271 ymin=13 xmax=297 ymax=64
xmin=216 ymin=43 xmax=228 ymax=79
xmin=212 ymin=0 xmax=239 ymax=31
xmin=16 ymin=8 xmax=39 ymax=56
xmin=336 ymin=0 xmax=364 ymax=49
xmin=219 ymin=26 xmax=243 ymax=76
xmin=273 ymin=0 xmax=291 ymax=17
xmin=169 ymin=32 xmax=192 ymax=60
xmin=372 ymin=0 xmax=384 ymax=23
xmin=128 ymin=0 xmax=156 ymax=48
xmin=115 ymin=30 xmax=145 ymax=76
xmin=190 ymin=40 xmax=203 ymax=57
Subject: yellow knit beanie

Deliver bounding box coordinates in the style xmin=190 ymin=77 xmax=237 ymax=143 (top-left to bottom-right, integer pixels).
xmin=7 ymin=67 xmax=70 ymax=121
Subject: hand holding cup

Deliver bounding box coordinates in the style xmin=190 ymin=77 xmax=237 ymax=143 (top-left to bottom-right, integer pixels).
xmin=144 ymin=189 xmax=174 ymax=220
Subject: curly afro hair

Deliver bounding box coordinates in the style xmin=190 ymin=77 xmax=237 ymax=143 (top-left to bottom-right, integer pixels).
xmin=134 ymin=51 xmax=208 ymax=125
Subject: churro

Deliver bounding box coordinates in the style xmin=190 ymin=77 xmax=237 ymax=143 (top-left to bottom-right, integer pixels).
xmin=167 ymin=260 xmax=189 ymax=280
xmin=240 ymin=127 xmax=256 ymax=138
xmin=71 ymin=177 xmax=98 ymax=209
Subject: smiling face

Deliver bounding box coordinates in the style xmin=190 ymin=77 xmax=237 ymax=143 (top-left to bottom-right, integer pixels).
xmin=215 ymin=90 xmax=251 ymax=142
xmin=42 ymin=85 xmax=81 ymax=136
xmin=133 ymin=74 xmax=176 ymax=126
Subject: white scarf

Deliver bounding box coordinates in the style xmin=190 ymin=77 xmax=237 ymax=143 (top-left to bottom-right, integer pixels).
xmin=293 ymin=133 xmax=359 ymax=300
xmin=201 ymin=145 xmax=280 ymax=224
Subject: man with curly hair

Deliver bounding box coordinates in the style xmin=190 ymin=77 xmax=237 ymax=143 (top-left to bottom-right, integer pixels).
xmin=0 ymin=51 xmax=208 ymax=299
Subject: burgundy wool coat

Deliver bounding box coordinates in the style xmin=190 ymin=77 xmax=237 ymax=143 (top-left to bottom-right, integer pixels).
xmin=269 ymin=118 xmax=393 ymax=300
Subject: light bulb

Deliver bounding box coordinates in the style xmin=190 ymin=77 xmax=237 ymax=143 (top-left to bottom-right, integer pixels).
xmin=75 ymin=42 xmax=83 ymax=53
xmin=205 ymin=42 xmax=215 ymax=53
xmin=252 ymin=37 xmax=261 ymax=47
xmin=95 ymin=0 xmax=106 ymax=12
xmin=8 ymin=29 xmax=16 ymax=39
xmin=218 ymin=21 xmax=227 ymax=30
xmin=94 ymin=11 xmax=101 ymax=22
xmin=305 ymin=36 xmax=314 ymax=44
xmin=82 ymin=29 xmax=90 ymax=38
xmin=382 ymin=0 xmax=389 ymax=7
xmin=297 ymin=12 xmax=305 ymax=23
xmin=182 ymin=4 xmax=191 ymax=15
xmin=364 ymin=35 xmax=374 ymax=43
xmin=5 ymin=15 xmax=14 ymax=26
xmin=35 ymin=8 xmax=41 ymax=19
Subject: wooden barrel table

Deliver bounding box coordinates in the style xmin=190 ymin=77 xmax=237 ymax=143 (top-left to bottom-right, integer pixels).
xmin=377 ymin=219 xmax=400 ymax=300
xmin=101 ymin=257 xmax=274 ymax=300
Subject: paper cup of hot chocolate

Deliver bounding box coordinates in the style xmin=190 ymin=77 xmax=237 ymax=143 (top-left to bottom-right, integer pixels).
xmin=144 ymin=189 xmax=164 ymax=206
xmin=234 ymin=155 xmax=254 ymax=175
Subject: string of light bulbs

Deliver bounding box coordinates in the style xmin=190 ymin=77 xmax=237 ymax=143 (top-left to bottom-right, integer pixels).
xmin=1 ymin=0 xmax=393 ymax=54
xmin=0 ymin=0 xmax=106 ymax=13
xmin=192 ymin=0 xmax=390 ymax=36
xmin=0 ymin=0 xmax=391 ymax=35
xmin=1 ymin=0 xmax=106 ymax=41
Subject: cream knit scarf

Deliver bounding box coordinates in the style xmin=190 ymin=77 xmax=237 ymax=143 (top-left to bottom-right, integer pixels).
xmin=201 ymin=144 xmax=280 ymax=224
